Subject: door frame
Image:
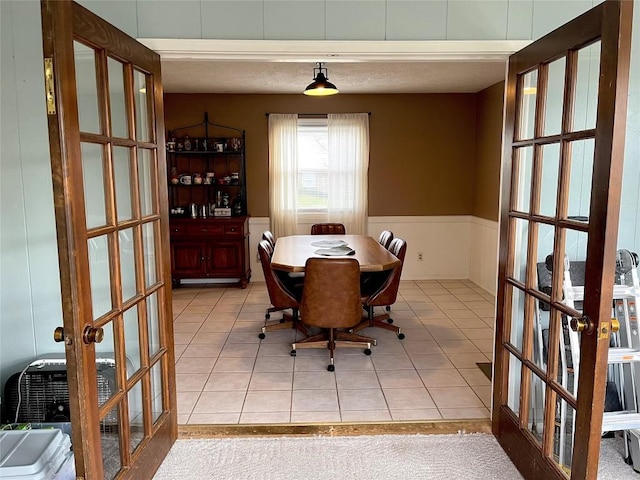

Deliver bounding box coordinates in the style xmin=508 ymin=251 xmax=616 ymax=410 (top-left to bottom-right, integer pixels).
xmin=492 ymin=1 xmax=633 ymax=478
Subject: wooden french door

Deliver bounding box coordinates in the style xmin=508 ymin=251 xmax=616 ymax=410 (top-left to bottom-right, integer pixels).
xmin=493 ymin=1 xmax=633 ymax=479
xmin=41 ymin=1 xmax=176 ymax=479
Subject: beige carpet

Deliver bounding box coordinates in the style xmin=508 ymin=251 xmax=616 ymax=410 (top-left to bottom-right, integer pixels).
xmin=154 ymin=433 xmax=522 ymax=479
xmin=153 ymin=432 xmax=639 ymax=479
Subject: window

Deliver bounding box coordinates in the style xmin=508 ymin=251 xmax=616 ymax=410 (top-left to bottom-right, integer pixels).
xmin=268 ymin=113 xmax=369 ymax=237
xmin=297 ymin=118 xmax=328 ymax=211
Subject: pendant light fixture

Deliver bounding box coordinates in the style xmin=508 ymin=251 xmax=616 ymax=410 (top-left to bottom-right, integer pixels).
xmin=303 ymin=62 xmax=339 ymax=96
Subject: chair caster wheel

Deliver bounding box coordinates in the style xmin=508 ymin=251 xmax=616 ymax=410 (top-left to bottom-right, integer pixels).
xmin=385 ymin=306 xmax=391 ymax=312
xmin=258 ymin=332 xmax=266 ymax=339
xmin=397 ymin=333 xmax=405 ymax=340
xmin=327 ymin=364 xmax=335 ymax=372
xmin=265 ymin=312 xmax=271 ymax=320
xmin=290 ymin=350 xmax=297 ymax=356
xmin=364 ymin=348 xmax=372 ymax=355
xmin=387 ymin=318 xmax=394 ymax=324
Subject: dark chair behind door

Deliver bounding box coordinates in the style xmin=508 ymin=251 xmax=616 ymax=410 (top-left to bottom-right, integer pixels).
xmin=310 ymin=223 xmax=346 ymax=235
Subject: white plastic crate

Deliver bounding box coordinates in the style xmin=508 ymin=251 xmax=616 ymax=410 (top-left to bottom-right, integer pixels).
xmin=0 ymin=429 xmax=75 ymax=480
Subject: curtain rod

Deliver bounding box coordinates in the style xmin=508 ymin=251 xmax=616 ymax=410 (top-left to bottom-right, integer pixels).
xmin=264 ymin=112 xmax=371 ymax=117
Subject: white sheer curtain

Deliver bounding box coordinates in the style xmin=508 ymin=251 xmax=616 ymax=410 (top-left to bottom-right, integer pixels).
xmin=268 ymin=114 xmax=299 ymax=238
xmin=327 ymin=113 xmax=370 ymax=234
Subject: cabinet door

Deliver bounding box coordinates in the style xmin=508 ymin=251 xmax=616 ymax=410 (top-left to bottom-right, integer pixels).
xmin=172 ymin=242 xmax=206 ymax=276
xmin=206 ymin=241 xmax=242 ymax=274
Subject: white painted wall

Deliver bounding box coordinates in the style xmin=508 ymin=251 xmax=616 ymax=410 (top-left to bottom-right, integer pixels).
xmin=1 ymin=0 xmax=636 ymax=397
xmin=0 ymin=0 xmax=64 ymax=391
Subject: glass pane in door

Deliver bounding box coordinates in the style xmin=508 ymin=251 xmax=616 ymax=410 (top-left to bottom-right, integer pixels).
xmin=82 ymin=142 xmax=107 ymax=229
xmin=518 ymin=69 xmax=538 ymax=140
xmin=101 ymin=404 xmax=121 ymax=480
xmin=138 ymin=149 xmax=156 ymax=216
xmin=123 ymin=306 xmax=142 ymax=379
xmin=119 ymin=227 xmax=137 ymax=303
xmin=514 ymin=146 xmax=534 ymax=213
xmin=512 ymin=218 xmax=529 ymax=283
xmin=142 ymin=221 xmax=158 ymax=287
xmin=539 ymin=143 xmax=561 ymax=217
xmin=566 ymin=139 xmax=594 ymax=222
xmin=573 ymin=42 xmax=601 ymax=132
xmin=507 ymin=354 xmax=523 ymax=415
xmin=107 ymin=57 xmax=128 ymax=138
xmin=528 ymin=368 xmax=544 ymax=447
xmin=553 ymin=395 xmax=576 ymax=475
xmin=147 ymin=292 xmax=161 ymax=356
xmin=133 ymin=70 xmax=151 ymax=142
xmin=113 ymin=146 xmax=133 ymax=222
xmin=73 ymin=41 xmax=100 ymax=134
xmin=128 ymin=380 xmax=145 ymax=454
xmin=543 ymin=57 xmax=567 ymax=137
xmin=509 ymin=286 xmax=526 ymax=351
xmin=150 ymin=360 xmax=164 ymax=424
xmin=88 ymin=235 xmax=112 ymax=319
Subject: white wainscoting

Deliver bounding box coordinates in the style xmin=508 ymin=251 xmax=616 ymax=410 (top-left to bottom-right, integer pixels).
xmin=248 ymin=216 xmax=499 ymax=296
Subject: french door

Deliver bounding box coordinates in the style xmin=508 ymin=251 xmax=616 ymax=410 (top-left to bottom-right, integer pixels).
xmin=493 ymin=1 xmax=633 ymax=479
xmin=41 ymin=1 xmax=176 ymax=478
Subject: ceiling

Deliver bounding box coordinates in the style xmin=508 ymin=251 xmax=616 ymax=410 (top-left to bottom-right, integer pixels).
xmin=160 ymin=60 xmax=509 ymax=95
xmin=144 ymin=39 xmax=530 ymax=95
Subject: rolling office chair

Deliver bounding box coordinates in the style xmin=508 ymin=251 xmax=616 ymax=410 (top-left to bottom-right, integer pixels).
xmin=310 ymin=223 xmax=346 ymax=235
xmin=291 ymin=257 xmax=373 ymax=372
xmin=257 ymin=240 xmax=308 ymax=339
xmin=261 ymin=230 xmax=276 ymax=248
xmin=353 ymin=238 xmax=408 ymax=339
xmin=378 ymin=230 xmax=394 ymax=249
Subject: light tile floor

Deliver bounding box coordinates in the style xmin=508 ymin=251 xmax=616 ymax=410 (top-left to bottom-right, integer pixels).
xmin=172 ymin=279 xmax=495 ymax=425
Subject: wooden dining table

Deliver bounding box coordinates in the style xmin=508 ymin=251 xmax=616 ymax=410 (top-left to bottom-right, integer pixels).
xmin=271 ymin=234 xmax=400 ymax=273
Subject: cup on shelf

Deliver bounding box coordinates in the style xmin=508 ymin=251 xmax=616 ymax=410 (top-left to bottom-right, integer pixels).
xmin=179 ymin=174 xmax=192 ymax=185
xmin=215 ymin=143 xmax=225 ymax=152
xmin=193 ymin=173 xmax=203 ymax=185
xmin=204 ymin=172 xmax=215 ymax=184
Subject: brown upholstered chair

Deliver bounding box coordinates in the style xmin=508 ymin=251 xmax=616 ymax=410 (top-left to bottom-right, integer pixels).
xmin=261 ymin=230 xmax=276 ymax=248
xmin=353 ymin=238 xmax=408 ymax=339
xmin=310 ymin=223 xmax=346 ymax=235
xmin=291 ymin=257 xmax=373 ymax=371
xmin=257 ymin=240 xmax=308 ymax=339
xmin=378 ymin=230 xmax=394 ymax=249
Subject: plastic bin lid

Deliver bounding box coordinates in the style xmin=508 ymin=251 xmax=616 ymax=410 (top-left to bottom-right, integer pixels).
xmin=0 ymin=429 xmax=71 ymax=479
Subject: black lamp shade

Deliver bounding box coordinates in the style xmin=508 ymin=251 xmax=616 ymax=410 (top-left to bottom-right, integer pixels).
xmin=304 ymin=66 xmax=339 ymax=96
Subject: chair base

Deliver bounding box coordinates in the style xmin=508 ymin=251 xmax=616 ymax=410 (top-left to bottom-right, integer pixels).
xmin=291 ymin=329 xmax=373 ymax=371
xmin=260 ymin=310 xmax=309 ymax=339
xmin=352 ymin=307 xmax=405 ymax=339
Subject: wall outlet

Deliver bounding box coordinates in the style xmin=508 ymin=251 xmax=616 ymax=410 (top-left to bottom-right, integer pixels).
xmin=417 ymin=252 xmax=423 ymax=261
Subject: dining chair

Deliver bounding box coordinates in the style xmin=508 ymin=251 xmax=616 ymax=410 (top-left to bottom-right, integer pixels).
xmin=261 ymin=230 xmax=276 ymax=248
xmin=257 ymin=240 xmax=308 ymax=339
xmin=353 ymin=237 xmax=408 ymax=339
xmin=378 ymin=230 xmax=394 ymax=249
xmin=310 ymin=223 xmax=346 ymax=235
xmin=291 ymin=257 xmax=373 ymax=372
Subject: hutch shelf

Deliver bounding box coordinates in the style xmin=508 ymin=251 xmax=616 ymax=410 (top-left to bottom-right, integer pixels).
xmin=167 ymin=113 xmax=250 ymax=288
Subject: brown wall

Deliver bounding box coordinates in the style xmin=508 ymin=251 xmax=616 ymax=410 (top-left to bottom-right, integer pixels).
xmin=473 ymin=81 xmax=505 ymax=221
xmin=164 ymin=94 xmax=481 ymax=218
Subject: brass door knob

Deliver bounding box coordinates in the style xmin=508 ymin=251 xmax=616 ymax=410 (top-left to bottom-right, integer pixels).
xmin=54 ymin=326 xmax=65 ymax=343
xmin=83 ymin=326 xmax=104 ymax=344
xmin=570 ymin=316 xmax=593 ymax=333
xmin=611 ymin=318 xmax=620 ymax=333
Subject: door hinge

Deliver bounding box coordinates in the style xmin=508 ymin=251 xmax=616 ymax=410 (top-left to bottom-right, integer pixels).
xmin=44 ymin=57 xmax=56 ymax=115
